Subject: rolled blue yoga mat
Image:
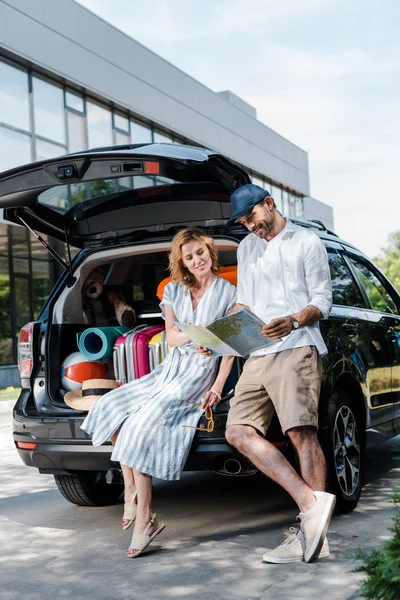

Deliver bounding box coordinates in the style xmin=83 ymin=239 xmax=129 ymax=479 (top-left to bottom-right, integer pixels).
xmin=77 ymin=326 xmax=130 ymax=360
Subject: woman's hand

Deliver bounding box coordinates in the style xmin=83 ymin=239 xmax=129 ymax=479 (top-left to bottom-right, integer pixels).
xmin=194 ymin=344 xmax=212 ymax=357
xmin=202 ymin=385 xmax=222 ymax=409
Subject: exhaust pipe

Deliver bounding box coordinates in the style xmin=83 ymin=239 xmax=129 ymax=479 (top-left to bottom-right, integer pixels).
xmin=223 ymin=458 xmax=243 ymax=475
xmin=212 ymin=456 xmax=257 ymax=476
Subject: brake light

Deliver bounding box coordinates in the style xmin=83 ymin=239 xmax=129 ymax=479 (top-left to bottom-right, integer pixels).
xmin=15 ymin=441 xmax=37 ymax=450
xmin=18 ymin=322 xmax=33 ymax=378
xmin=144 ymin=161 xmax=160 ymax=174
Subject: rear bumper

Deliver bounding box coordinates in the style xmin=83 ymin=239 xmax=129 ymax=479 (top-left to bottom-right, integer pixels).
xmin=13 ymin=433 xmax=238 ymax=474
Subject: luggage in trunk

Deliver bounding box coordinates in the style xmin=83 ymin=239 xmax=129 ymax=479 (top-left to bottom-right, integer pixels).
xmin=113 ymin=325 xmax=165 ymax=385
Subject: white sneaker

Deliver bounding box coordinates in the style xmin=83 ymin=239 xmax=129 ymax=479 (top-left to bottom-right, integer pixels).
xmin=300 ymin=491 xmax=336 ymax=563
xmin=262 ymin=527 xmax=329 ymax=564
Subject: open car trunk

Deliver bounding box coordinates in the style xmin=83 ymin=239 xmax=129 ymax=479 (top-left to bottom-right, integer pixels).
xmin=45 ymin=237 xmax=240 ymax=411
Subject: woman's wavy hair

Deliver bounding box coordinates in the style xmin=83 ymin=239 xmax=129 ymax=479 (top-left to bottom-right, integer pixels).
xmin=169 ymin=227 xmax=220 ymax=290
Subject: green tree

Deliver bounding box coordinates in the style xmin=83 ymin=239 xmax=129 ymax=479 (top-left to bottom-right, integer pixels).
xmin=374 ymin=232 xmax=400 ymax=293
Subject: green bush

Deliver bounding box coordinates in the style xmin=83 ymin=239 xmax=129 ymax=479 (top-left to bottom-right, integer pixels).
xmin=354 ymin=491 xmax=400 ymax=600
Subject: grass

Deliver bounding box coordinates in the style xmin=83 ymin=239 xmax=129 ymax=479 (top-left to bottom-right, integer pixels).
xmin=0 ymin=386 xmax=21 ymax=402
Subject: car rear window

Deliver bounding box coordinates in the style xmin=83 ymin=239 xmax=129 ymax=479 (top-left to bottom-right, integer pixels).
xmin=37 ymin=175 xmax=176 ymax=213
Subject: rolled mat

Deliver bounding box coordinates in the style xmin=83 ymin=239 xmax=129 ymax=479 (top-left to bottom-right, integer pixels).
xmin=77 ymin=326 xmax=130 ymax=360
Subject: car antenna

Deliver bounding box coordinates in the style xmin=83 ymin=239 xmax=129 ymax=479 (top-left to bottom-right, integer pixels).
xmin=18 ymin=215 xmax=75 ymax=286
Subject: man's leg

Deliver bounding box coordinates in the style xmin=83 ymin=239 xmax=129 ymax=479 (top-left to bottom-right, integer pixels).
xmin=287 ymin=426 xmax=326 ymax=491
xmin=226 ymin=424 xmax=316 ymax=513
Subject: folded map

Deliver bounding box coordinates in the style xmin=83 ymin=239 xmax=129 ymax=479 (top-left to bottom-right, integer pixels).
xmin=175 ymin=308 xmax=278 ymax=357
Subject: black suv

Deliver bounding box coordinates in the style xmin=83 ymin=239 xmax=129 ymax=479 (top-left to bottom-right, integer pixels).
xmin=1 ymin=144 xmax=399 ymax=514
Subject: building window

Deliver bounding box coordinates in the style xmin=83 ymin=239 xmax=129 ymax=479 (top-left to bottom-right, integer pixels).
xmin=153 ymin=130 xmax=173 ymax=143
xmin=0 ymin=61 xmax=30 ymax=131
xmin=35 ymin=138 xmax=65 ymax=161
xmin=271 ymin=185 xmax=283 ymax=212
xmin=33 ymin=77 xmax=66 ymax=144
xmin=131 ymin=120 xmax=152 ymax=143
xmin=0 ymin=126 xmax=31 ymax=172
xmin=65 ymin=90 xmax=84 ymax=113
xmin=114 ymin=113 xmax=130 ymax=133
xmin=295 ymin=197 xmax=304 ymax=218
xmin=87 ymin=101 xmax=112 ymax=148
xmin=0 ymin=224 xmax=13 ymax=364
xmin=67 ymin=110 xmax=87 ymax=153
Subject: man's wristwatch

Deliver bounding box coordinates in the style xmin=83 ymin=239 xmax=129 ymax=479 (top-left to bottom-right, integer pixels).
xmin=291 ymin=317 xmax=300 ymax=330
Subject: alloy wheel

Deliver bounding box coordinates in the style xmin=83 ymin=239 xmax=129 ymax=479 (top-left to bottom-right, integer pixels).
xmin=333 ymin=405 xmax=361 ymax=496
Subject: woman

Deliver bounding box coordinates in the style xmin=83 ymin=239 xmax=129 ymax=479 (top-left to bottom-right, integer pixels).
xmin=81 ymin=227 xmax=236 ymax=558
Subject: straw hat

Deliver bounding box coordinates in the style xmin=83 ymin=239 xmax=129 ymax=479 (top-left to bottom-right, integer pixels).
xmin=64 ymin=378 xmax=119 ymax=411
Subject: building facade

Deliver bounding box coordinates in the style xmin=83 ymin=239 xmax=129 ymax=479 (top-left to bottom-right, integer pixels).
xmin=0 ymin=0 xmax=333 ymax=385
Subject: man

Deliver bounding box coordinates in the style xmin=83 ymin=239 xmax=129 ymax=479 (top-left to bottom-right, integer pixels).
xmin=226 ymin=183 xmax=334 ymax=564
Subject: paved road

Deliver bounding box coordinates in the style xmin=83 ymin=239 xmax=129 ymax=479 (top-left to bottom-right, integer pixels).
xmin=1 ymin=399 xmax=399 ymax=600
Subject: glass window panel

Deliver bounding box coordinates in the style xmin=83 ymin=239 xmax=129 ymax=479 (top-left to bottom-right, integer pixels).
xmin=33 ymin=77 xmax=65 ymax=144
xmin=271 ymin=185 xmax=282 ymax=212
xmin=0 ymin=126 xmax=31 ymax=172
xmin=32 ymin=259 xmax=51 ymax=318
xmin=67 ymin=110 xmax=86 ymax=153
xmin=0 ymin=224 xmax=8 ymax=255
xmin=0 ymin=254 xmax=11 ymax=311
xmin=0 ymin=309 xmax=13 ymax=364
xmin=14 ymin=276 xmax=31 ymax=330
xmin=288 ymin=193 xmax=296 ymax=217
xmin=0 ymin=61 xmax=30 ymax=131
xmin=36 ymin=138 xmax=65 ymax=161
xmin=10 ymin=226 xmax=28 ymax=257
xmin=282 ymin=190 xmax=289 ymax=215
xmin=115 ymin=130 xmax=130 ymax=145
xmin=348 ymin=256 xmax=399 ymax=315
xmin=65 ymin=90 xmax=84 ymax=113
xmin=295 ymin=197 xmax=304 ymax=218
xmin=87 ymin=101 xmax=112 ymax=148
xmin=114 ymin=113 xmax=130 ymax=133
xmin=328 ymin=252 xmax=364 ymax=308
xmin=131 ymin=120 xmax=152 ymax=143
xmin=13 ymin=257 xmax=29 ymax=274
xmin=252 ymin=176 xmax=264 ymax=188
xmin=153 ymin=130 xmax=173 ymax=143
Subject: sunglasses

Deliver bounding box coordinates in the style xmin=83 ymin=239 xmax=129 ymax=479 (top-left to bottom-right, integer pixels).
xmin=182 ymin=401 xmax=214 ymax=433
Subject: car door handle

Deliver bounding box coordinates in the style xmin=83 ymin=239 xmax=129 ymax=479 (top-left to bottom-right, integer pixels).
xmin=387 ymin=327 xmax=398 ymax=343
xmin=342 ymin=321 xmax=357 ymax=336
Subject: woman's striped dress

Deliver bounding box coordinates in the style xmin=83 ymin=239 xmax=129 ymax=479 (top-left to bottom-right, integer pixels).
xmin=81 ymin=277 xmax=236 ymax=480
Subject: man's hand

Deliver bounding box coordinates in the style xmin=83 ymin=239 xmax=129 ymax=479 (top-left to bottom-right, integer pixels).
xmin=202 ymin=385 xmax=222 ymax=409
xmin=262 ymin=316 xmax=292 ymax=339
xmin=194 ymin=344 xmax=212 ymax=357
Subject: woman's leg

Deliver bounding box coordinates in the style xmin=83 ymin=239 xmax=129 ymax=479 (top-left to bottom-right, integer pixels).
xmin=111 ymin=429 xmax=136 ymax=527
xmin=126 ymin=470 xmax=160 ymax=555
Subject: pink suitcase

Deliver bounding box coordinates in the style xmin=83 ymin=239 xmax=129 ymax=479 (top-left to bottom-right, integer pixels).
xmin=113 ymin=324 xmax=165 ymax=385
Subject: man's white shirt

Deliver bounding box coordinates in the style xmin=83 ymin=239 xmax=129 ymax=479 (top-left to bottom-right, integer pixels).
xmin=236 ymin=219 xmax=332 ymax=357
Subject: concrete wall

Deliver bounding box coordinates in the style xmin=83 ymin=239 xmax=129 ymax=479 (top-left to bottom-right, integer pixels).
xmin=303 ymin=196 xmax=334 ymax=232
xmin=0 ymin=0 xmax=310 ymax=195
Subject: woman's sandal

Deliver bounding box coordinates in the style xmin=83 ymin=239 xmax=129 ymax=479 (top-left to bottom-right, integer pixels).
xmin=126 ymin=513 xmax=166 ymax=559
xmin=121 ymin=492 xmax=137 ymax=530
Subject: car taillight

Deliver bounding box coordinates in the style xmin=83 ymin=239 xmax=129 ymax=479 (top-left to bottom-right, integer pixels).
xmin=18 ymin=322 xmax=34 ymax=379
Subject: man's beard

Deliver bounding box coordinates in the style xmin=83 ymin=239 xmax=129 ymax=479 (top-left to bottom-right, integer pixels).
xmin=254 ymin=218 xmax=273 ymax=239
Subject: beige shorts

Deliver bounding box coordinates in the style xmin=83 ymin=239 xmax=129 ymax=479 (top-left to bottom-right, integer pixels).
xmin=226 ymin=346 xmax=322 ymax=436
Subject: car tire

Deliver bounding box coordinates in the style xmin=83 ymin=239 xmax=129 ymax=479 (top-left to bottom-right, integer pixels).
xmin=322 ymin=389 xmax=364 ymax=514
xmin=53 ymin=471 xmax=123 ymax=507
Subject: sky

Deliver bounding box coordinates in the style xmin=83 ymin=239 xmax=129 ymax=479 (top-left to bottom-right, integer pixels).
xmin=77 ymin=0 xmax=400 ymax=259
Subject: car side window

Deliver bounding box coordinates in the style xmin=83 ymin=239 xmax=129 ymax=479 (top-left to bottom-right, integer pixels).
xmin=327 ymin=251 xmax=364 ymax=308
xmin=347 ymin=255 xmax=399 ymax=315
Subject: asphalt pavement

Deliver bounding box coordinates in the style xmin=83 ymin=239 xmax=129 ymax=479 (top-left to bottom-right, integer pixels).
xmin=1 ymin=398 xmax=399 ymax=600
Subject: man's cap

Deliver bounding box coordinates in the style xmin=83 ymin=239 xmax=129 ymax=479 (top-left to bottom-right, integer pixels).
xmin=227 ymin=184 xmax=270 ymax=226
